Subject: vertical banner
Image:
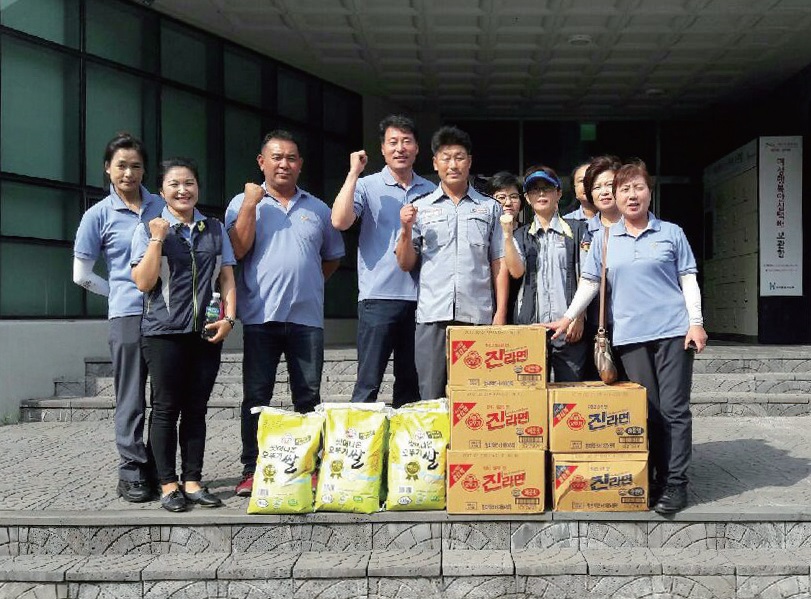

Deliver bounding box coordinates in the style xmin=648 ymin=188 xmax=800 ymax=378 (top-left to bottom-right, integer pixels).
xmin=759 ymin=136 xmax=803 ymax=296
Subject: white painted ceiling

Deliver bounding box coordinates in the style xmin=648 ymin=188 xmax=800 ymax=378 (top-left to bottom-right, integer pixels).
xmin=142 ymin=0 xmax=811 ymax=119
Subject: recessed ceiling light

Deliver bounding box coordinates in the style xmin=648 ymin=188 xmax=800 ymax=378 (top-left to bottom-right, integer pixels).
xmin=645 ymin=88 xmax=665 ymax=97
xmin=568 ymin=34 xmax=593 ymax=46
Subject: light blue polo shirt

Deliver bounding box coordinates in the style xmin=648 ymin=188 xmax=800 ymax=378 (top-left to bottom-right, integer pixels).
xmin=130 ymin=207 xmax=236 ymax=268
xmin=409 ymin=185 xmax=505 ymax=325
xmin=581 ymin=213 xmax=697 ymax=346
xmin=73 ymin=185 xmax=165 ymax=319
xmin=563 ymin=205 xmax=589 ymax=221
xmin=354 ymin=167 xmax=435 ymax=301
xmin=225 ymin=184 xmax=345 ymax=328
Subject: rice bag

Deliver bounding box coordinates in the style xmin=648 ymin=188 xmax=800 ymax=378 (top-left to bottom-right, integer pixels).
xmin=314 ymin=403 xmax=388 ymax=514
xmin=385 ymin=402 xmax=449 ymax=511
xmin=247 ymin=407 xmax=324 ymax=514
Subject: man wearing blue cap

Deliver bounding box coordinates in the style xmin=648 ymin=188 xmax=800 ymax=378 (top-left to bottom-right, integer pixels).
xmin=395 ymin=125 xmax=508 ymax=400
xmin=510 ymin=164 xmax=588 ymax=382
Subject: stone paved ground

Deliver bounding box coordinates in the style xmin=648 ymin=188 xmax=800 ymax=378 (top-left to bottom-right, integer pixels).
xmin=0 ymin=417 xmax=809 ymax=513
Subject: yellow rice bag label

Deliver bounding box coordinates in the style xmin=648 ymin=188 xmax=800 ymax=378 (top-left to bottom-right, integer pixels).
xmin=247 ymin=408 xmax=323 ymax=514
xmin=386 ymin=406 xmax=449 ymax=511
xmin=314 ymin=404 xmax=388 ymax=514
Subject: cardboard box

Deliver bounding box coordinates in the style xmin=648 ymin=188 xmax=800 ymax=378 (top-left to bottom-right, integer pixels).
xmin=552 ymin=453 xmax=648 ymax=512
xmin=449 ymin=387 xmax=548 ymax=450
xmin=548 ymin=382 xmax=647 ymax=453
xmin=446 ymin=450 xmax=545 ymax=514
xmin=446 ymin=326 xmax=547 ymax=389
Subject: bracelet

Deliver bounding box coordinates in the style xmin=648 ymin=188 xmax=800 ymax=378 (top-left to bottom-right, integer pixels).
xmin=149 ymin=238 xmax=164 ymax=244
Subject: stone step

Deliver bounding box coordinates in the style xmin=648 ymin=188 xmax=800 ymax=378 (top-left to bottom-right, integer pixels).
xmin=692 ymin=372 xmax=811 ymax=393
xmin=20 ymin=394 xmax=395 ymax=422
xmin=2 ymin=548 xmax=811 ymax=598
xmin=692 ymin=392 xmax=811 ymax=416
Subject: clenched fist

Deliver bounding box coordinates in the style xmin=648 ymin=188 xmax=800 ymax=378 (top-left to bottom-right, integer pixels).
xmin=148 ymin=217 xmax=170 ymax=241
xmin=349 ymin=150 xmax=368 ymax=176
xmin=400 ymin=204 xmax=418 ymax=228
xmin=244 ymin=182 xmax=265 ymax=207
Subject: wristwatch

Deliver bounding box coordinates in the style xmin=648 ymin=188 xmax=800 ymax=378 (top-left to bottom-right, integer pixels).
xmin=224 ymin=316 xmax=236 ymax=329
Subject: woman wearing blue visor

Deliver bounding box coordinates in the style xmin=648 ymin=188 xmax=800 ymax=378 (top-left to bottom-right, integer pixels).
xmin=505 ymin=165 xmax=588 ymax=381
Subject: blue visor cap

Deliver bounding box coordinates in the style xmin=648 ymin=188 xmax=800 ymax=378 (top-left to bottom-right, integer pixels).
xmin=523 ymin=170 xmax=561 ymax=192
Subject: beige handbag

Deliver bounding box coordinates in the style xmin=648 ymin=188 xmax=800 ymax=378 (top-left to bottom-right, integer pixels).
xmin=594 ymin=226 xmax=618 ymax=384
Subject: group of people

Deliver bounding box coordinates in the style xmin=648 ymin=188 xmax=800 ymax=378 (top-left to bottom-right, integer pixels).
xmin=73 ymin=114 xmax=706 ymax=515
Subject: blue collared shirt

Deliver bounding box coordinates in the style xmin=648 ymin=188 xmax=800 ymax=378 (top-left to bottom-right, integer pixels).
xmin=130 ymin=207 xmax=236 ymax=268
xmin=73 ymin=185 xmax=165 ymax=319
xmin=582 ymin=213 xmax=697 ymax=346
xmin=225 ymin=184 xmax=345 ymax=328
xmin=563 ymin=205 xmax=590 ymax=221
xmin=354 ymin=167 xmax=435 ymax=302
xmin=408 ymin=185 xmax=505 ymax=324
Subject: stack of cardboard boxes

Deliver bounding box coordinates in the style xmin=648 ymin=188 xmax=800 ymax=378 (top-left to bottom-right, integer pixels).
xmin=445 ymin=326 xmax=549 ymax=514
xmin=548 ymin=381 xmax=649 ymax=511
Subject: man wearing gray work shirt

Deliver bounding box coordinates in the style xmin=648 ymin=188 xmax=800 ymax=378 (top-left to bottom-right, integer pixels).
xmin=331 ymin=115 xmax=434 ymax=408
xmin=396 ymin=125 xmax=508 ymax=400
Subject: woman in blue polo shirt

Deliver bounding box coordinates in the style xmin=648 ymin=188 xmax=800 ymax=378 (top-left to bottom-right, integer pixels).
xmin=546 ymin=160 xmax=708 ymax=515
xmin=73 ymin=133 xmax=165 ymax=503
xmin=131 ymin=158 xmax=237 ymax=513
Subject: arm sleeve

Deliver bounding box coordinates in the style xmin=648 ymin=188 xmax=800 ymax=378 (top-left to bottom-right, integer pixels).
xmin=676 ymin=226 xmax=698 ymax=275
xmin=353 ymin=179 xmax=366 ymax=219
xmin=224 ymin=195 xmax=243 ymax=231
xmin=129 ymin=223 xmax=150 ymax=267
xmin=680 ymin=272 xmax=704 ymax=326
xmin=488 ymin=204 xmax=506 ymax=261
xmin=72 ymin=257 xmax=110 ymax=296
xmin=563 ymin=278 xmax=600 ymax=320
xmin=321 ymin=207 xmax=346 ymax=261
xmin=220 ymin=222 xmax=237 ymax=266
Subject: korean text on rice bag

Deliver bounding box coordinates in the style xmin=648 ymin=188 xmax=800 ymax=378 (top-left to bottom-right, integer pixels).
xmin=314 ymin=403 xmax=388 ymax=514
xmin=386 ymin=402 xmax=449 ymax=511
xmin=247 ymin=407 xmax=323 ymax=515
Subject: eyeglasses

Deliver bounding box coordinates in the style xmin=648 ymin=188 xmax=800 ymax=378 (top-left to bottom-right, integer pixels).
xmin=526 ymin=186 xmax=558 ymax=197
xmin=494 ymin=193 xmax=521 ymax=203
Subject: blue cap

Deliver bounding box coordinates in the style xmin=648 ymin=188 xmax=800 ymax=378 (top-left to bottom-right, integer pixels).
xmin=523 ymin=170 xmax=561 ymax=192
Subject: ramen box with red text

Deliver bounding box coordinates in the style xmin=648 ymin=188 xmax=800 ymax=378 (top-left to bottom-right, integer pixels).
xmin=552 ymin=452 xmax=648 ymax=512
xmin=446 ymin=326 xmax=547 ymax=389
xmin=548 ymin=382 xmax=647 ymax=453
xmin=449 ymin=387 xmax=548 ymax=450
xmin=446 ymin=449 xmax=545 ymax=514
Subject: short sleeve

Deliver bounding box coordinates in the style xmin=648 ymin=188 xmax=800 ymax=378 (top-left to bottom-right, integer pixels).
xmin=224 ymin=194 xmax=244 ymax=231
xmin=675 ymin=227 xmax=698 ymax=275
xmin=512 ymin=237 xmax=525 ymax=262
xmin=320 ymin=206 xmax=346 ymax=261
xmin=353 ymin=179 xmax=366 ymax=219
xmin=129 ymin=223 xmax=150 ymax=266
xmin=219 ymin=222 xmax=237 ymax=266
xmin=74 ymin=206 xmax=102 ymax=260
xmin=488 ymin=203 xmax=506 ymax=262
xmin=581 ymin=228 xmax=603 ymax=281
xmin=410 ymin=209 xmax=423 ymax=255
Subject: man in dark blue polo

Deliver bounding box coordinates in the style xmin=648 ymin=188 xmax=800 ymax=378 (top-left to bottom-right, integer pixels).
xmin=226 ymin=130 xmax=345 ymax=497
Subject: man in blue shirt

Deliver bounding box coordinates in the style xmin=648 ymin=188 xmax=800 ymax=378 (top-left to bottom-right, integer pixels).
xmin=331 ymin=115 xmax=434 ymax=408
xmin=396 ymin=126 xmax=508 ymax=400
xmin=563 ymin=161 xmax=596 ymax=221
xmin=226 ymin=130 xmax=345 ymax=497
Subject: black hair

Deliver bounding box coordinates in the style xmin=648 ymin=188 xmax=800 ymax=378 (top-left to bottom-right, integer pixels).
xmin=259 ymin=129 xmax=301 ymax=155
xmin=583 ymin=155 xmax=622 ymax=198
xmin=378 ymin=115 xmax=418 ymax=143
xmin=571 ymin=161 xmax=591 ymax=183
xmin=159 ymin=157 xmax=200 ymax=187
xmin=486 ymin=171 xmax=522 ymax=196
xmin=430 ymin=125 xmax=472 ymax=155
xmin=103 ymin=132 xmax=147 ymax=187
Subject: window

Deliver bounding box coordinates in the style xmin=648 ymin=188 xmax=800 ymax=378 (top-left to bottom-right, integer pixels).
xmin=224 ymin=49 xmax=263 ymax=107
xmin=0 ymin=0 xmax=79 ymax=48
xmin=161 ymin=21 xmax=212 ymax=91
xmin=161 ymin=87 xmax=211 ymax=200
xmin=225 ymin=106 xmax=263 ymax=200
xmin=277 ymin=69 xmax=310 ymax=123
xmin=86 ymin=0 xmax=156 ymax=71
xmin=0 ymin=182 xmax=81 ymax=241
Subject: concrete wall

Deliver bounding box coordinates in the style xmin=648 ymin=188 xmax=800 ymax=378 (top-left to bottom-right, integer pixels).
xmin=0 ymin=319 xmax=357 ymax=423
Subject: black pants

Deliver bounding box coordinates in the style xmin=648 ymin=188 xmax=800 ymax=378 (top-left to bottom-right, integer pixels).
xmin=617 ymin=336 xmax=693 ymax=487
xmin=351 ymin=299 xmax=419 ymax=408
xmin=142 ymin=333 xmax=222 ymax=485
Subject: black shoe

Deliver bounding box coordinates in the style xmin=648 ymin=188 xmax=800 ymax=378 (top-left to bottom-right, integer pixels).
xmin=160 ymin=489 xmax=188 ymax=513
xmin=117 ymin=480 xmax=155 ymax=503
xmin=649 ymin=481 xmax=666 ymax=507
xmin=653 ymin=484 xmax=688 ymax=514
xmin=183 ymin=486 xmax=224 ymax=508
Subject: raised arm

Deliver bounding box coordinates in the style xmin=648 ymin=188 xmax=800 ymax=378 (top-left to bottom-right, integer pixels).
xmin=395 ymin=203 xmax=419 ymax=272
xmin=331 ymin=150 xmax=367 ymax=231
xmin=229 ymin=183 xmax=265 ymax=260
xmin=131 ymin=218 xmax=170 ymax=292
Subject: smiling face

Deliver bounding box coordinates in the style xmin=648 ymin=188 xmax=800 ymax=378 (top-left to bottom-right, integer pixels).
xmin=433 ymin=144 xmax=471 ymax=189
xmin=590 ymin=169 xmax=617 ymax=215
xmin=105 ymin=148 xmax=144 ymax=198
xmin=160 ymin=166 xmax=199 ymax=219
xmin=381 ymin=126 xmax=418 ymax=173
xmin=258 ymin=138 xmax=303 ymax=194
xmin=615 ymin=175 xmax=651 ymax=223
